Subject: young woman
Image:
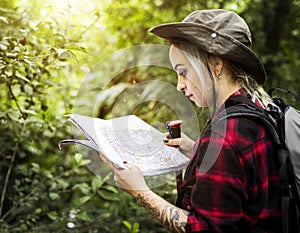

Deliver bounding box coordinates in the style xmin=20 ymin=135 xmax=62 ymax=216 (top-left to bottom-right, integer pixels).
xmin=100 ymin=9 xmax=282 ymax=233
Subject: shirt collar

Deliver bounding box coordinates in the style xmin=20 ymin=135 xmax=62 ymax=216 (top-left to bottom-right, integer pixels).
xmin=214 ymin=88 xmax=248 ymax=118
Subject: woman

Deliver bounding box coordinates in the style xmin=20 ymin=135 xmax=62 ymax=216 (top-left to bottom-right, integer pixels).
xmin=100 ymin=9 xmax=282 ymax=233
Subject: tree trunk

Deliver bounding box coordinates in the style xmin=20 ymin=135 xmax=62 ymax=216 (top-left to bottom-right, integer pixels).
xmin=263 ymin=0 xmax=292 ymax=54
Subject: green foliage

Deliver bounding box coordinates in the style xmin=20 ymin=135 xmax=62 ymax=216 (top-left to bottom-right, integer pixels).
xmin=0 ymin=1 xmax=123 ymax=232
xmin=0 ymin=0 xmax=299 ymax=232
xmin=123 ymin=220 xmax=140 ymax=233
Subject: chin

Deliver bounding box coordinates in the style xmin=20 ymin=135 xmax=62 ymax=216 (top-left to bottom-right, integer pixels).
xmin=195 ymin=102 xmax=208 ymax=108
xmin=193 ymin=99 xmax=208 ymax=107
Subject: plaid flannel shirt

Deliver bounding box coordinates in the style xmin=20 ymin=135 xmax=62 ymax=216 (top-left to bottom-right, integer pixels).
xmin=177 ymin=89 xmax=282 ymax=233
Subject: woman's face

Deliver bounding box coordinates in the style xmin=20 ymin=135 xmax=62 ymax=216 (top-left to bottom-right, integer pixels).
xmin=169 ymin=44 xmax=213 ymax=107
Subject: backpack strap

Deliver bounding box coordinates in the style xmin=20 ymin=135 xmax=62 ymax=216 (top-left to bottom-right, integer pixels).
xmin=216 ymin=95 xmax=281 ymax=145
xmin=278 ymin=148 xmax=293 ymax=233
xmin=268 ymin=88 xmax=300 ymax=106
xmin=216 ymin=95 xmax=293 ymax=233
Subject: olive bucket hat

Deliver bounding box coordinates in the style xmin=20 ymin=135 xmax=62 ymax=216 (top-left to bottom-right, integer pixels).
xmin=149 ymin=9 xmax=266 ymax=84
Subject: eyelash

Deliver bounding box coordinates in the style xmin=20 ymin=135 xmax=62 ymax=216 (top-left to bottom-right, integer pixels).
xmin=179 ymin=70 xmax=187 ymax=76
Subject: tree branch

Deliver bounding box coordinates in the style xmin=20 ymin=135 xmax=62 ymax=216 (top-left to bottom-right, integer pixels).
xmin=0 ymin=127 xmax=23 ymax=218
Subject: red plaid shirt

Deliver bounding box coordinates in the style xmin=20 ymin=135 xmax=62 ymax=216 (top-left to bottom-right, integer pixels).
xmin=177 ymin=89 xmax=282 ymax=233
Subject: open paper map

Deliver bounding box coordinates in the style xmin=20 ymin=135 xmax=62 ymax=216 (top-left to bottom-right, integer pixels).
xmin=59 ymin=114 xmax=189 ymax=176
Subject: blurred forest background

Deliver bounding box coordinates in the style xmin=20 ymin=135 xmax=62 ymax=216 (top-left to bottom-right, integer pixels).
xmin=0 ymin=0 xmax=299 ymax=232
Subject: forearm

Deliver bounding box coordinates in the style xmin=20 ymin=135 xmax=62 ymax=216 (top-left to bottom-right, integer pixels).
xmin=109 ymin=160 xmax=190 ymax=232
xmin=135 ymin=190 xmax=189 ymax=233
xmin=179 ymin=147 xmax=193 ymax=159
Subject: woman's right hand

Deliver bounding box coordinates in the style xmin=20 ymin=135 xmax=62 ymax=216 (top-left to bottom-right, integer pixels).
xmin=164 ymin=132 xmax=195 ymax=159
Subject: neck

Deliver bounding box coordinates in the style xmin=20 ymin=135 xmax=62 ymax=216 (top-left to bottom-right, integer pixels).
xmin=215 ymin=79 xmax=241 ymax=109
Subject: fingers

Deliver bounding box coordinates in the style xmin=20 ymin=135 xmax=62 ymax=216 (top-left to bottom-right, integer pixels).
xmin=163 ymin=137 xmax=181 ymax=147
xmin=164 ymin=132 xmax=181 ymax=146
xmin=113 ymin=163 xmax=149 ymax=195
xmin=123 ymin=163 xmax=141 ymax=172
xmin=165 ymin=132 xmax=172 ymax=139
xmin=98 ymin=154 xmax=148 ymax=195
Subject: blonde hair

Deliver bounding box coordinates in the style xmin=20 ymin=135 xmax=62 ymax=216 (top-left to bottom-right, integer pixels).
xmin=173 ymin=44 xmax=209 ymax=91
xmin=175 ymin=43 xmax=273 ymax=109
xmin=224 ymin=62 xmax=273 ymax=108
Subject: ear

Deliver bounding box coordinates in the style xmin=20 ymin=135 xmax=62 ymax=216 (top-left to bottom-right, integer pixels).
xmin=208 ymin=56 xmax=224 ymax=78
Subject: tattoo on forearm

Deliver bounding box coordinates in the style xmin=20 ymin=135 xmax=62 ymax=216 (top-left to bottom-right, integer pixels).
xmin=136 ymin=193 xmax=160 ymax=218
xmin=136 ymin=193 xmax=188 ymax=233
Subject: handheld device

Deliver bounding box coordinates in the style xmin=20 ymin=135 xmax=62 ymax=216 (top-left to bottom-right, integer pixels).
xmin=166 ymin=120 xmax=183 ymax=139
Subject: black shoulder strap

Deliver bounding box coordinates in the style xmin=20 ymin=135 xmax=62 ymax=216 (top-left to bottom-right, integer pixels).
xmin=215 ymin=95 xmax=281 ymax=145
xmin=268 ymin=88 xmax=300 ymax=106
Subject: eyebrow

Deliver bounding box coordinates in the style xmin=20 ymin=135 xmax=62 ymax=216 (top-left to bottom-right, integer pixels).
xmin=174 ymin=64 xmax=184 ymax=70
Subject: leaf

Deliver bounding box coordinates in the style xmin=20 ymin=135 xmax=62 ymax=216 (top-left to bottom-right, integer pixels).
xmin=67 ymin=50 xmax=79 ymax=62
xmin=102 ymin=184 xmax=119 ymax=193
xmin=23 ymin=84 xmax=33 ymax=95
xmin=123 ymin=220 xmax=132 ymax=230
xmin=16 ymin=73 xmax=31 ymax=83
xmin=6 ymin=110 xmax=22 ymax=123
xmin=22 ymin=109 xmax=37 ymax=115
xmin=23 ymin=59 xmax=32 ymax=65
xmin=57 ymin=49 xmax=70 ymax=60
xmin=43 ymin=171 xmax=54 ymax=179
xmin=56 ymin=178 xmax=69 ymax=190
xmin=6 ymin=52 xmax=18 ymax=58
xmin=65 ymin=45 xmax=87 ymax=53
xmin=132 ymin=223 xmax=140 ymax=233
xmin=47 ymin=211 xmax=58 ymax=220
xmin=0 ymin=42 xmax=8 ymax=50
xmin=73 ymin=152 xmax=91 ymax=166
xmin=77 ymin=211 xmax=93 ymax=222
xmin=72 ymin=183 xmax=91 ymax=194
xmin=31 ymin=162 xmax=40 ymax=173
xmin=91 ymin=176 xmax=104 ymax=192
xmin=0 ymin=16 xmax=8 ymax=24
xmin=49 ymin=192 xmax=60 ymax=200
xmin=48 ymin=47 xmax=70 ymax=59
xmin=76 ymin=196 xmax=91 ymax=206
xmin=74 ymin=153 xmax=83 ymax=164
xmin=35 ymin=208 xmax=42 ymax=214
xmin=97 ymin=189 xmax=120 ymax=201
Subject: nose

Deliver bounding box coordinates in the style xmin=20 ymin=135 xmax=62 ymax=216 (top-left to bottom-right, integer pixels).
xmin=177 ymin=76 xmax=186 ymax=92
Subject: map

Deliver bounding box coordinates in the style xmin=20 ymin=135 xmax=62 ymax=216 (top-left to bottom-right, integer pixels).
xmin=59 ymin=114 xmax=190 ymax=176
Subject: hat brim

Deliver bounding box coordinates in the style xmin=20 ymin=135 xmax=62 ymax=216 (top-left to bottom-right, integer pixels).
xmin=149 ymin=22 xmax=266 ymax=84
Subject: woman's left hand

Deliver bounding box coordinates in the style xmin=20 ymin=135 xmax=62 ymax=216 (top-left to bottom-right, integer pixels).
xmin=164 ymin=132 xmax=195 ymax=159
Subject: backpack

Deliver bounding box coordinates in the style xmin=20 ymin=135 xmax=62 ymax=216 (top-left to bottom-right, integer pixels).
xmin=215 ymin=88 xmax=300 ymax=233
